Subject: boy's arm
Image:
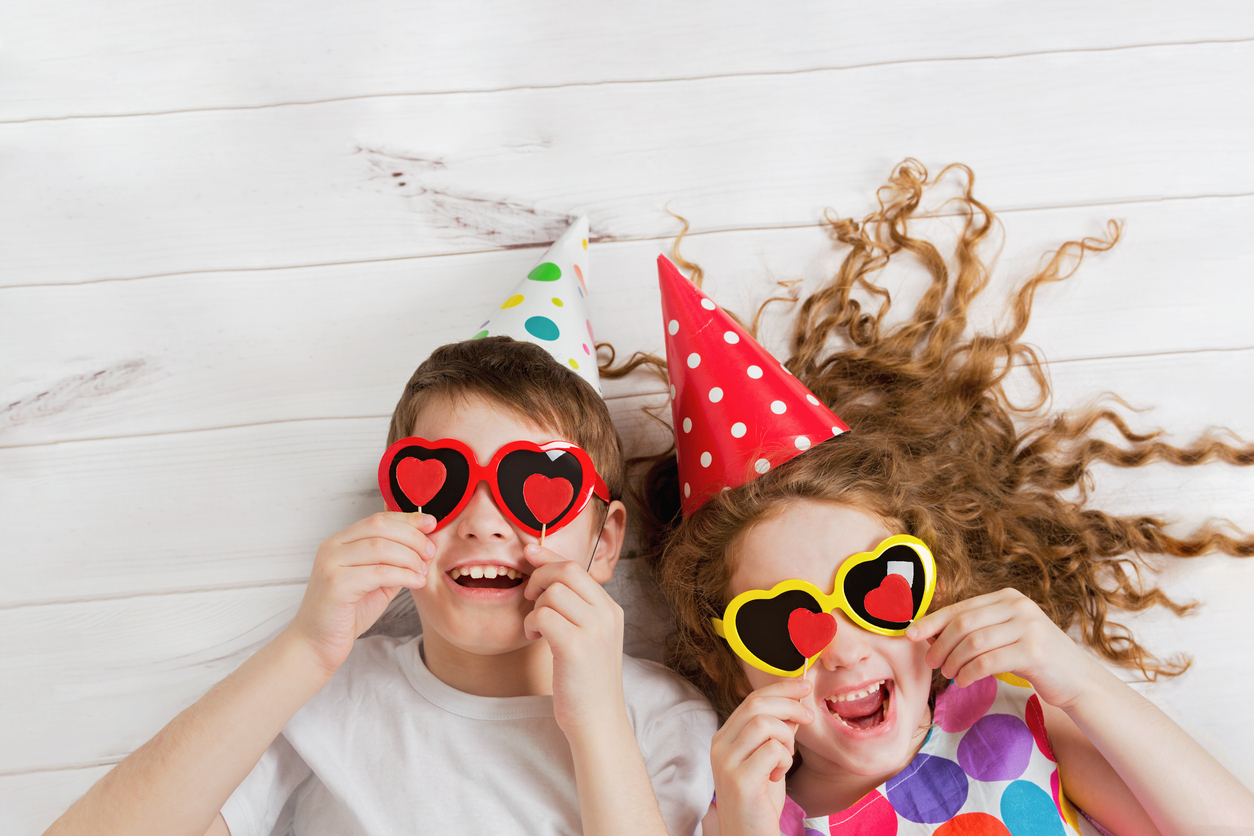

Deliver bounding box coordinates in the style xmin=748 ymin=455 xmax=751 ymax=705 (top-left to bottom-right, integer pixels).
xmin=44 ymin=629 xmax=332 ymax=836
xmin=521 ymin=510 xmax=675 ymax=836
xmin=43 ymin=512 xmax=436 ymax=836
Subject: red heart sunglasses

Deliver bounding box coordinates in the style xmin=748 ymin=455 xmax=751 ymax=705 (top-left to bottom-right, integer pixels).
xmin=378 ymin=437 xmax=611 ymax=538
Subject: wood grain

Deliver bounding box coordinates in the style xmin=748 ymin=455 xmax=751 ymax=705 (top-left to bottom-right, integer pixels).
xmin=4 ymin=197 xmax=1252 ymax=448
xmin=4 ymin=1 xmax=1252 ymax=121
xmin=3 ymin=43 xmax=1252 ymax=286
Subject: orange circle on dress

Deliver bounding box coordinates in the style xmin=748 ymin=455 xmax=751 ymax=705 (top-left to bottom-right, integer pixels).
xmin=931 ymin=812 xmax=1011 ymax=836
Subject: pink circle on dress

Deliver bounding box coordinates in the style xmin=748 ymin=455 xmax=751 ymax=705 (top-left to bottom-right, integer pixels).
xmin=933 ymin=675 xmax=998 ymax=733
xmin=826 ymin=789 xmax=897 ymax=835
xmin=1026 ymin=694 xmax=1056 ymax=762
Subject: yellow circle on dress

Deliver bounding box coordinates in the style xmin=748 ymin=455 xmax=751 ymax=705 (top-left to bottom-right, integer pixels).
xmin=500 ymin=294 xmax=524 ymax=309
xmin=551 ymin=297 xmax=564 ymax=307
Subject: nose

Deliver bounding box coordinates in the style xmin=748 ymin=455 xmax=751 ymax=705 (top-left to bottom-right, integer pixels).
xmin=815 ymin=612 xmax=871 ymax=671
xmin=454 ymin=480 xmax=515 ymax=542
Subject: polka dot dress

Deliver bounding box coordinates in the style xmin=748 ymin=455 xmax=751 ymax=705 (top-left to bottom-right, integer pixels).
xmin=781 ymin=677 xmax=1088 ymax=836
xmin=473 ymin=216 xmax=601 ymax=395
xmin=657 ymin=255 xmax=849 ymax=515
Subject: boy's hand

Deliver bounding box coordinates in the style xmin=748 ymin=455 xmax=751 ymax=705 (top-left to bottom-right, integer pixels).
xmin=521 ymin=542 xmax=625 ymax=736
xmin=285 ymin=512 xmax=436 ymax=678
xmin=709 ymin=679 xmax=812 ymax=836
xmin=907 ymin=587 xmax=1094 ymax=710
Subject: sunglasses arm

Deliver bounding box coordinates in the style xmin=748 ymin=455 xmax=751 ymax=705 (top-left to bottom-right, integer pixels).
xmin=711 ymin=618 xmax=727 ymax=638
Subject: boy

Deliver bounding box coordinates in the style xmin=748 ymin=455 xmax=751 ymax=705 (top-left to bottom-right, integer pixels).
xmin=45 ymin=223 xmax=716 ymax=836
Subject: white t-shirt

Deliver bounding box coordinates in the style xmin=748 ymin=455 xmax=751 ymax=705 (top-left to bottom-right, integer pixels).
xmin=221 ymin=635 xmax=717 ymax=836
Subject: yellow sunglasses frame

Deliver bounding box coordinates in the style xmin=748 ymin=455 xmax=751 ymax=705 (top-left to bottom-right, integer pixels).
xmin=711 ymin=534 xmax=937 ymax=677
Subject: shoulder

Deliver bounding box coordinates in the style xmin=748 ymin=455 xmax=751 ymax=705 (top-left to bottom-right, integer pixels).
xmin=302 ymin=634 xmax=412 ymax=709
xmin=622 ymin=654 xmax=718 ymax=742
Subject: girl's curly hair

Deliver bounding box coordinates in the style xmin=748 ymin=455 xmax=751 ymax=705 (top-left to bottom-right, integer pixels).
xmin=616 ymin=160 xmax=1254 ymax=721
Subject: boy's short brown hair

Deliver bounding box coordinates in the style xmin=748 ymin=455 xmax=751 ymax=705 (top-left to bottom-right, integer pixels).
xmin=387 ymin=336 xmax=624 ymax=502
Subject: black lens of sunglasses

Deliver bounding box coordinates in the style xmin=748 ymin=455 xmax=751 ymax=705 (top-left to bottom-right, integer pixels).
xmin=734 ymin=589 xmax=823 ymax=673
xmin=497 ymin=448 xmax=585 ymax=531
xmin=388 ymin=445 xmax=471 ymax=521
xmin=843 ymin=544 xmax=927 ymax=630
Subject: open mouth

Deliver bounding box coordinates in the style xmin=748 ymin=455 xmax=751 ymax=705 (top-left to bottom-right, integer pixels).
xmin=449 ymin=564 xmax=528 ymax=590
xmin=825 ymin=679 xmax=892 ymax=731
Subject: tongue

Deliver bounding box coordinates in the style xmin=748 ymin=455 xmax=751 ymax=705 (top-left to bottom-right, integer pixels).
xmin=457 ymin=576 xmax=521 ymax=589
xmin=829 ymin=685 xmax=886 ymax=723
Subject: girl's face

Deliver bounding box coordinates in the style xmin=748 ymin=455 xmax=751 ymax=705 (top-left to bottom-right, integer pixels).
xmin=728 ymin=500 xmax=933 ymax=781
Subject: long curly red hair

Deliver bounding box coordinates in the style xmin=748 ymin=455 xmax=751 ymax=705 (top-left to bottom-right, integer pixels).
xmin=612 ymin=160 xmax=1254 ymax=720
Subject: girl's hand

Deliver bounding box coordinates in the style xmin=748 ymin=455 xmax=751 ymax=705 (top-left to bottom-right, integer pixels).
xmin=709 ymin=679 xmax=813 ymax=836
xmin=521 ymin=542 xmax=626 ymax=736
xmin=907 ymin=588 xmax=1094 ymax=710
xmin=285 ymin=512 xmax=436 ymax=678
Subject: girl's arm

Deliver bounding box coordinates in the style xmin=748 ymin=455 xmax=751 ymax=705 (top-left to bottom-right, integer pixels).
xmin=43 ymin=512 xmax=436 ymax=836
xmin=909 ymin=588 xmax=1254 ymax=836
xmin=1041 ymin=661 xmax=1253 ymax=836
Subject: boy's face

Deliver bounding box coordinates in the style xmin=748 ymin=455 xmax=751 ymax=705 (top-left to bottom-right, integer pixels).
xmin=406 ymin=391 xmax=618 ymax=658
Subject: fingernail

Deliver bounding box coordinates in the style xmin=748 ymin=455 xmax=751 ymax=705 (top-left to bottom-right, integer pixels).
xmin=905 ymin=625 xmax=918 ymax=640
xmin=419 ymin=514 xmax=436 ymax=528
xmin=425 ymin=542 xmax=435 ymax=558
xmin=524 ymin=544 xmax=539 ymax=555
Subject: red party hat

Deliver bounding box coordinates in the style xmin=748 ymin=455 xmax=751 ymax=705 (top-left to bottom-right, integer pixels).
xmin=658 ymin=255 xmax=849 ymax=516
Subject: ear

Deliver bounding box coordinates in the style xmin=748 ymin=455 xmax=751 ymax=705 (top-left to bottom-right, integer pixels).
xmin=587 ymin=499 xmax=627 ymax=583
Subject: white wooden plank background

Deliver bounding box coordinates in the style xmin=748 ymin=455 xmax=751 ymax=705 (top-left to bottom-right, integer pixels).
xmin=2 ymin=3 xmax=1252 ymax=833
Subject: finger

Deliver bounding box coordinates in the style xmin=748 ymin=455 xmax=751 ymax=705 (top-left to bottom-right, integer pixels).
xmin=531 ymin=582 xmax=595 ymax=629
xmin=720 ymin=688 xmax=814 ymax=741
xmin=521 ymin=542 xmax=575 ymax=570
xmin=523 ymin=599 xmax=578 ymax=643
xmin=740 ymin=739 xmax=794 ymax=785
xmin=340 ymin=538 xmax=431 ymax=578
xmin=950 ymin=646 xmax=1019 ymax=688
xmin=339 ymin=513 xmax=437 ymax=561
xmin=722 ymin=714 xmax=800 ymax=765
xmin=935 ymin=620 xmax=1023 ymax=680
xmin=341 ymin=563 xmax=427 ymax=597
xmin=523 ymin=555 xmax=604 ymax=603
xmin=923 ymin=601 xmax=1016 ymax=670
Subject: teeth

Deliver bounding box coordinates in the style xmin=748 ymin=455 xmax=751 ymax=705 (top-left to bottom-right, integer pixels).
xmin=827 ymin=679 xmax=886 ymax=703
xmin=450 ymin=565 xmax=524 ymax=580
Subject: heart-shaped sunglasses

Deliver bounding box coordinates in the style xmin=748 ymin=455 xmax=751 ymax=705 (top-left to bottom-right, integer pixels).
xmin=378 ymin=437 xmax=610 ymax=538
xmin=712 ymin=534 xmax=936 ymax=677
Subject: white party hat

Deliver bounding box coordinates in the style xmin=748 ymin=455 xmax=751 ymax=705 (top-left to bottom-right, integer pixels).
xmin=472 ymin=216 xmax=600 ymax=395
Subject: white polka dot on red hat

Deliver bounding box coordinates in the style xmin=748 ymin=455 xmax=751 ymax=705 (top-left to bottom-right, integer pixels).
xmin=771 ymin=400 xmax=786 ymax=414
xmin=669 ymin=384 xmax=676 ymax=400
xmin=668 ymin=319 xmax=679 ymax=335
xmin=683 ymin=417 xmax=692 ymax=433
xmin=701 ymin=298 xmax=716 ymax=311
xmin=806 ymin=394 xmax=820 ymax=405
xmin=754 ymin=458 xmax=770 ymax=474
xmin=710 ymin=387 xmax=723 ymax=402
xmin=700 ymin=452 xmax=712 ymax=467
xmin=731 ymin=422 xmax=746 ymax=438
xmin=687 ymin=353 xmax=701 ymax=368
xmin=795 ymin=436 xmax=811 ymax=450
xmin=724 ymin=331 xmax=739 ymax=344
xmin=747 ymin=365 xmax=763 ymax=379
xmin=684 ymin=483 xmax=691 ymax=497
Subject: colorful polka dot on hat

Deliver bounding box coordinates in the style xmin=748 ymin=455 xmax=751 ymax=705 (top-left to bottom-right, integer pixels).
xmin=658 ymin=255 xmax=849 ymax=516
xmin=473 ymin=216 xmax=601 ymax=395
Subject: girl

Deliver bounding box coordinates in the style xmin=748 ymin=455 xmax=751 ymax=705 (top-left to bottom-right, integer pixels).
xmin=630 ymin=161 xmax=1254 ymax=835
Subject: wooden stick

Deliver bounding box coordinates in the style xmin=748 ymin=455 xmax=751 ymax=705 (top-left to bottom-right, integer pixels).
xmin=540 ymin=522 xmax=546 ymax=549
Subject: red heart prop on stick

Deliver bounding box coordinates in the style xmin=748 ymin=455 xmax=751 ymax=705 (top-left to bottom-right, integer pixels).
xmin=863 ymin=574 xmax=914 ymax=622
xmin=523 ymin=474 xmax=574 ymax=525
xmin=396 ymin=458 xmax=447 ymax=508
xmin=787 ymin=608 xmax=838 ymax=658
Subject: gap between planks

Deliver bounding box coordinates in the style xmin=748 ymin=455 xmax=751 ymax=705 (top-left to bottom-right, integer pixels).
xmin=4 ymin=37 xmax=1253 ymax=126
xmin=3 ymin=192 xmax=1253 ymax=292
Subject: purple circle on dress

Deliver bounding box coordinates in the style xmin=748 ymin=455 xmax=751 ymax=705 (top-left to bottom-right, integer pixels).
xmin=958 ymin=712 xmax=1034 ymax=782
xmin=885 ymin=753 xmax=968 ymax=823
xmin=934 ymin=675 xmax=998 ymax=733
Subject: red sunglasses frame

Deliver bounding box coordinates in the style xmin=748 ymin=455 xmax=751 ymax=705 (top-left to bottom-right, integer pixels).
xmin=378 ymin=436 xmax=610 ymax=537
